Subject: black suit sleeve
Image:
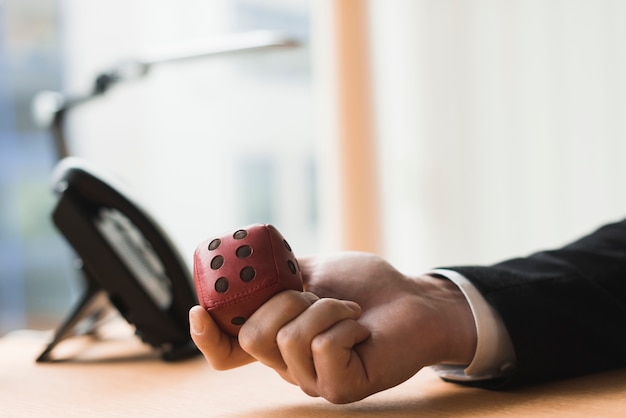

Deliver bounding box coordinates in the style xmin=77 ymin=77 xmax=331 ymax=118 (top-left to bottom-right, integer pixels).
xmin=445 ymin=219 xmax=626 ymax=387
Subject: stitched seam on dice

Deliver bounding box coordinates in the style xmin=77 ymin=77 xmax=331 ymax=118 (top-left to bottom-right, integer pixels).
xmin=193 ymin=248 xmax=209 ymax=309
xmin=208 ymin=280 xmax=280 ymax=310
xmin=266 ymin=225 xmax=283 ymax=291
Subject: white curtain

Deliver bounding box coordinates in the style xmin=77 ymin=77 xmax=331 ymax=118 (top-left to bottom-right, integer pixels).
xmin=369 ymin=0 xmax=626 ymax=272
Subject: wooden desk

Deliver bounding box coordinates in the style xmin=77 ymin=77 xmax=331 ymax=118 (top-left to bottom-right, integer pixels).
xmin=1 ymin=326 xmax=625 ymax=417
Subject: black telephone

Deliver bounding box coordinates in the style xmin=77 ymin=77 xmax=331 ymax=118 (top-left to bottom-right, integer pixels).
xmin=37 ymin=157 xmax=199 ymax=362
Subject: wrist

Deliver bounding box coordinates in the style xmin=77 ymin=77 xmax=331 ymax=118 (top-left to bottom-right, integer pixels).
xmin=412 ymin=274 xmax=477 ymax=366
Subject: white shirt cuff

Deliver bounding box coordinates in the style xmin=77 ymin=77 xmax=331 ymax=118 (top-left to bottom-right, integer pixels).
xmin=427 ymin=269 xmax=516 ymax=382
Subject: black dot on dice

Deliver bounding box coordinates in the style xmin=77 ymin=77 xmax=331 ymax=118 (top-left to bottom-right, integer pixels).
xmin=210 ymin=255 xmax=224 ymax=270
xmin=283 ymin=239 xmax=292 ymax=252
xmin=236 ymin=245 xmax=252 ymax=258
xmin=240 ymin=266 xmax=256 ymax=282
xmin=287 ymin=260 xmax=296 ymax=274
xmin=208 ymin=238 xmax=221 ymax=251
xmin=214 ymin=277 xmax=229 ymax=293
xmin=233 ymin=229 xmax=248 ymax=240
xmin=231 ymin=316 xmax=246 ymax=326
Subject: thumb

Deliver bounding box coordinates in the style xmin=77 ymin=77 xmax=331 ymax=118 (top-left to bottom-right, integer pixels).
xmin=189 ymin=305 xmax=255 ymax=370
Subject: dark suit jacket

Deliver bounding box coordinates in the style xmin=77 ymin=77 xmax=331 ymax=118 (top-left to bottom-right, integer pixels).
xmin=447 ymin=219 xmax=626 ymax=387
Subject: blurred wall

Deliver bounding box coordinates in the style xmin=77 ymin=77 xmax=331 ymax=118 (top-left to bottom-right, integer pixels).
xmin=60 ymin=0 xmax=317 ymax=262
xmin=369 ymin=0 xmax=626 ymax=272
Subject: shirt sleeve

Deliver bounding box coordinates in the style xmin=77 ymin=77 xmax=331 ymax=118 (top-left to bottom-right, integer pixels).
xmin=427 ymin=268 xmax=517 ymax=382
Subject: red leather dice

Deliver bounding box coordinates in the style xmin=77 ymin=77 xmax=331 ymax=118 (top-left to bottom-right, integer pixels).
xmin=193 ymin=224 xmax=303 ymax=336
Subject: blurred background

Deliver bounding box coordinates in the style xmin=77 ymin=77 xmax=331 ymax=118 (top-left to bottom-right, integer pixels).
xmin=2 ymin=0 xmax=626 ymax=336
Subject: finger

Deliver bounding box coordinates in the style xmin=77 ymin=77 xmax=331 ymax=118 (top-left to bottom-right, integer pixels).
xmin=310 ymin=319 xmax=372 ymax=403
xmin=238 ymin=291 xmax=319 ymax=372
xmin=276 ymin=299 xmax=363 ymax=396
xmin=189 ymin=305 xmax=254 ymax=370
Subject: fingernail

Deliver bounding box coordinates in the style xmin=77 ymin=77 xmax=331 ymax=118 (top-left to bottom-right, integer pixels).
xmin=302 ymin=291 xmax=320 ymax=304
xmin=345 ymin=301 xmax=361 ymax=313
xmin=189 ymin=307 xmax=205 ymax=335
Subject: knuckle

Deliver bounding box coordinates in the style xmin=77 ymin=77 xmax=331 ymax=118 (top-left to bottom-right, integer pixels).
xmin=276 ymin=325 xmax=301 ymax=351
xmin=208 ymin=359 xmax=231 ymax=371
xmin=318 ymin=386 xmax=358 ymax=404
xmin=298 ymin=384 xmax=320 ymax=399
xmin=196 ymin=349 xmax=231 ymax=371
xmin=314 ymin=297 xmax=356 ymax=319
xmin=313 ymin=297 xmax=336 ymax=310
xmin=310 ymin=331 xmax=338 ymax=355
xmin=238 ymin=323 xmax=265 ymax=353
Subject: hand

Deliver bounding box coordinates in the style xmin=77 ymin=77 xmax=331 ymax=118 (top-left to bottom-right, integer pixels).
xmin=189 ymin=252 xmax=477 ymax=403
